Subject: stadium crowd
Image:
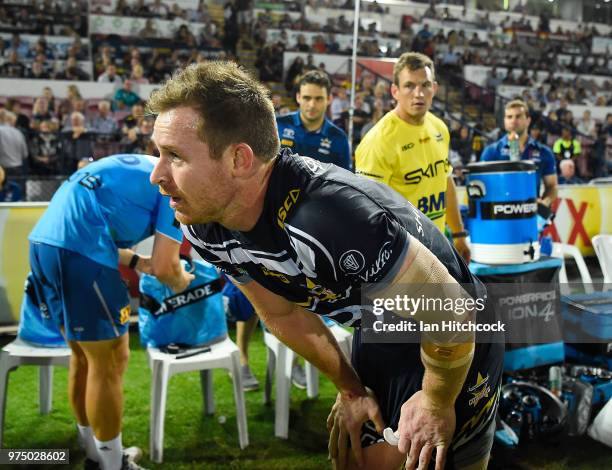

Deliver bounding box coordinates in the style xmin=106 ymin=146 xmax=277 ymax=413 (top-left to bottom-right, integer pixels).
xmin=0 ymin=0 xmax=611 ymax=202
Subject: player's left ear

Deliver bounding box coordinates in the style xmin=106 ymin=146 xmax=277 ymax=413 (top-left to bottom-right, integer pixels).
xmin=231 ymin=143 xmax=256 ymax=177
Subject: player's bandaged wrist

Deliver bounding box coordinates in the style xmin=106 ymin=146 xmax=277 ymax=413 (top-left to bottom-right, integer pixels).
xmin=421 ymin=342 xmax=474 ymax=370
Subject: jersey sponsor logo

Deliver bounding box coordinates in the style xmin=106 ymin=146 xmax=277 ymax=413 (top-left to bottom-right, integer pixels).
xmin=419 ymin=136 xmax=430 ymax=144
xmin=435 ymin=132 xmax=443 ymax=142
xmin=468 ymin=373 xmax=491 ymax=407
xmin=417 ymin=191 xmax=446 ymax=217
xmin=358 ymin=242 xmax=392 ymax=282
xmin=75 ymin=172 xmax=102 ymax=190
xmin=282 ymin=128 xmax=295 ymax=139
xmin=401 ymin=142 xmax=415 ymax=151
xmin=277 ymin=189 xmax=301 ymax=228
xmin=480 ymin=199 xmax=537 ymax=219
xmin=119 ymin=305 xmax=131 ymax=324
xmin=403 ymin=158 xmax=450 ymax=185
xmin=305 ymin=278 xmax=342 ymax=301
xmin=410 ymin=205 xmax=425 ymax=237
xmin=261 ymin=266 xmax=291 ymax=284
xmin=339 ymin=250 xmax=365 ymax=274
xmin=318 ymin=148 xmax=331 ymax=155
xmin=300 ymin=156 xmax=324 ymax=173
xmin=320 ymin=138 xmax=332 ymax=149
xmin=281 ymin=139 xmax=294 ymax=147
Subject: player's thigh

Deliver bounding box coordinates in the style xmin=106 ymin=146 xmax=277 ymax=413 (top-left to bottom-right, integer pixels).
xmin=56 ymin=249 xmax=131 ymax=342
xmin=346 ymin=441 xmax=405 ymax=470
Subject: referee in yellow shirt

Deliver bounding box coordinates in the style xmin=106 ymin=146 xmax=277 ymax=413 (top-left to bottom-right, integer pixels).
xmin=355 ymin=52 xmax=470 ymax=261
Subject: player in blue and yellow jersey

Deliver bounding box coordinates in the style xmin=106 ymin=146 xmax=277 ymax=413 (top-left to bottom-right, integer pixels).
xmin=277 ymin=70 xmax=351 ymax=171
xmin=27 ymin=154 xmax=193 ymax=470
xmin=355 ymin=52 xmax=470 ymax=262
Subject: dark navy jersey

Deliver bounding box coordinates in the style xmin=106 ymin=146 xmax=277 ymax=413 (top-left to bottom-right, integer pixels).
xmin=184 ymin=149 xmax=482 ymax=326
xmin=276 ymin=111 xmax=351 ymax=171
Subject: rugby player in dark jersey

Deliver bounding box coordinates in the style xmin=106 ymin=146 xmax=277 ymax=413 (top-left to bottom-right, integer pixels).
xmin=147 ymin=62 xmax=504 ymax=470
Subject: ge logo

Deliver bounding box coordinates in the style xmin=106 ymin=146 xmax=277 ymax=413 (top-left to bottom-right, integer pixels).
xmin=339 ymin=250 xmax=365 ymax=274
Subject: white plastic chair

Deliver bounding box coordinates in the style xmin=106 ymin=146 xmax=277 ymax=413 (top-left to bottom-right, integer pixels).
xmin=592 ymin=235 xmax=612 ymax=285
xmin=551 ymin=242 xmax=594 ymax=294
xmin=263 ymin=323 xmax=352 ymax=439
xmin=0 ymin=338 xmax=71 ymax=447
xmin=147 ymin=337 xmax=248 ymax=463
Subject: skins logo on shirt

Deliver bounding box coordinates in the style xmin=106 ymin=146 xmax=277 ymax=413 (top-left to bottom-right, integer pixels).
xmin=277 ymin=189 xmax=300 ymax=228
xmin=339 ymin=250 xmax=365 ymax=274
xmin=403 ymin=158 xmax=450 ymax=185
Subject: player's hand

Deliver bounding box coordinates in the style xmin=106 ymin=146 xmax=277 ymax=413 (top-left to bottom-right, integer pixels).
xmin=453 ymin=237 xmax=471 ymax=264
xmin=397 ymin=391 xmax=455 ymax=470
xmin=135 ymin=256 xmax=153 ymax=274
xmin=327 ymin=389 xmax=385 ymax=470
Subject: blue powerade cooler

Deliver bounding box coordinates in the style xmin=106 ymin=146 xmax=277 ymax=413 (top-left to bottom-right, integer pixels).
xmin=466 ymin=161 xmax=539 ymax=264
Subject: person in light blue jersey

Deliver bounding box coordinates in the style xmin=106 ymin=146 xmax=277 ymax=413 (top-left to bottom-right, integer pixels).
xmin=27 ymin=154 xmax=193 ymax=470
xmin=276 ymin=70 xmax=352 ymax=171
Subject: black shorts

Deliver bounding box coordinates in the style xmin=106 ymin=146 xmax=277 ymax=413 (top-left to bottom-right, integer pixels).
xmin=351 ymin=327 xmax=504 ymax=468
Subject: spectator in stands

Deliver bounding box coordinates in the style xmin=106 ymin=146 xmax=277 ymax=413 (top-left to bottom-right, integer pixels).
xmin=576 ymin=110 xmax=596 ymax=138
xmin=351 ymin=92 xmax=372 ymax=146
xmin=29 ymin=120 xmax=62 ymax=175
xmin=121 ymin=102 xmax=145 ymax=133
xmin=6 ymin=33 xmax=29 ymax=59
xmin=485 ymin=66 xmax=502 ymax=90
xmin=97 ymin=63 xmax=123 ymax=85
xmin=139 ymin=18 xmax=159 ymax=39
xmin=150 ymin=0 xmax=170 ymax=18
xmin=0 ymin=164 xmax=22 ymax=202
xmin=558 ymin=159 xmax=583 ymax=185
xmin=119 ymin=117 xmax=154 ymax=154
xmin=41 ymin=88 xmax=57 ymax=115
xmin=330 ymin=86 xmax=349 ymax=125
xmin=222 ymin=0 xmax=240 ymax=55
xmin=62 ymin=111 xmax=93 ymax=173
xmin=30 ymin=97 xmax=54 ymax=131
xmin=553 ymin=127 xmax=582 ymax=164
xmin=5 ymin=98 xmax=30 ymax=133
xmin=26 ymin=60 xmax=50 ymax=79
xmin=284 ymin=56 xmax=304 ymax=92
xmin=295 ymin=34 xmax=311 ymax=52
xmin=0 ymin=50 xmax=25 ymax=78
xmin=271 ymin=93 xmax=282 ymax=116
xmin=129 ymin=63 xmax=149 ymax=85
xmin=55 ymin=56 xmax=90 ymax=81
xmin=451 ymin=125 xmax=473 ymax=166
xmin=481 ymin=99 xmax=557 ymax=210
xmin=113 ymin=80 xmax=141 ymax=111
xmin=148 ymin=55 xmax=169 ymax=84
xmin=277 ymin=70 xmax=351 ymax=170
xmin=175 ymin=24 xmax=198 ymax=48
xmin=90 ymin=100 xmax=118 ymax=135
xmin=114 ymin=0 xmax=132 ymax=16
xmin=360 ymin=97 xmax=385 ymax=140
xmin=0 ymin=110 xmax=28 ymax=187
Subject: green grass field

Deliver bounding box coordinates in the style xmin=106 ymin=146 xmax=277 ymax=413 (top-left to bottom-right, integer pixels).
xmin=3 ymin=328 xmax=611 ymax=469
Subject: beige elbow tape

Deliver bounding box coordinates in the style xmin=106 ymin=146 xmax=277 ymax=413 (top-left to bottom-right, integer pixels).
xmin=421 ymin=343 xmax=475 ymax=369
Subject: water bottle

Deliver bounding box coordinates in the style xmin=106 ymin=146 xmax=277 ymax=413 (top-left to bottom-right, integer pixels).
xmin=508 ymin=133 xmax=520 ymax=161
xmin=549 ymin=365 xmax=563 ymax=397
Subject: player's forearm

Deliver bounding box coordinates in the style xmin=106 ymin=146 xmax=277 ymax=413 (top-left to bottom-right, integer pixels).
xmin=540 ymin=184 xmax=557 ymax=206
xmin=154 ymin=260 xmax=190 ymax=293
xmin=259 ymin=306 xmax=367 ymax=397
xmin=445 ymin=177 xmax=464 ymax=234
xmin=420 ymin=341 xmax=474 ymax=408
